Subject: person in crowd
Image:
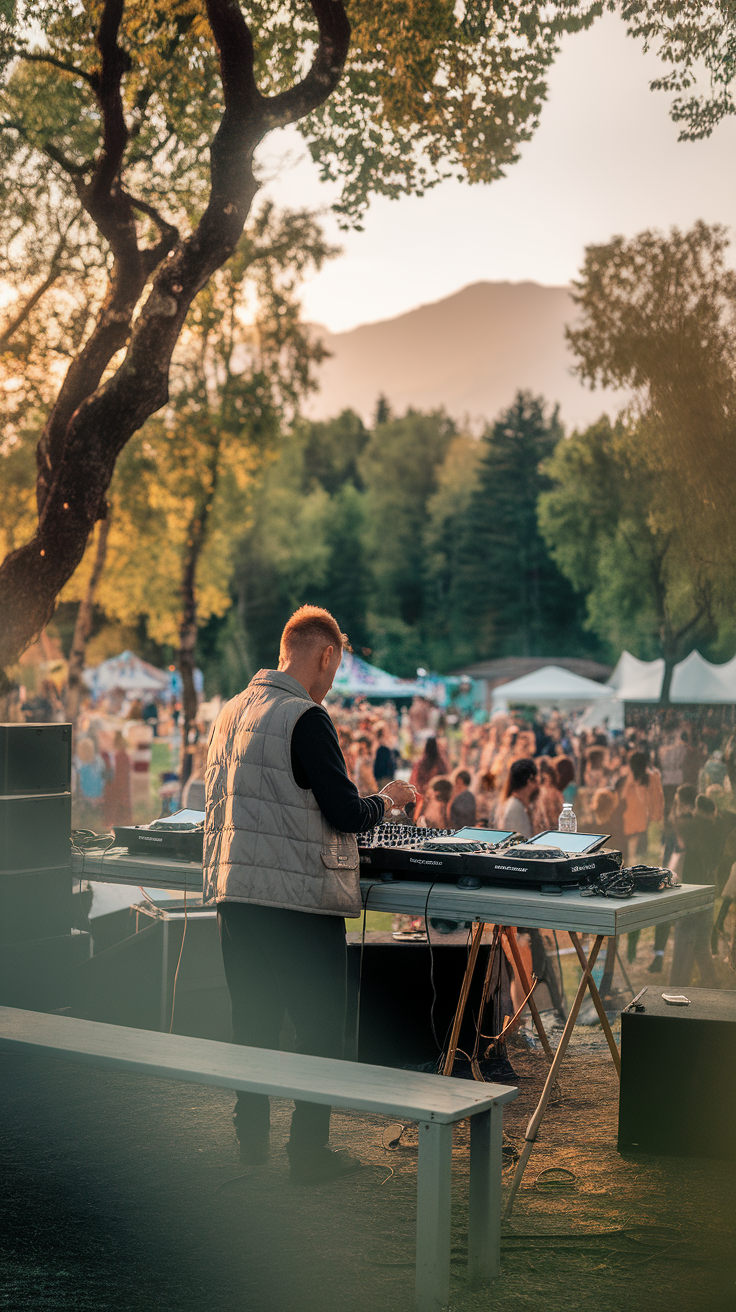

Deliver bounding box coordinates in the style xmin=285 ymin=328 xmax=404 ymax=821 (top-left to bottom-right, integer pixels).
xmin=680 ymin=731 xmax=702 ymax=788
xmin=422 ymin=776 xmax=453 ymax=828
xmin=670 ymin=791 xmax=720 ymax=987
xmin=496 ymin=758 xmax=538 ymax=839
xmin=472 ymin=770 xmax=497 ymax=828
xmin=659 ymin=731 xmax=686 ymax=820
xmin=372 ymin=724 xmax=397 ymax=790
xmin=555 ymin=756 xmax=577 ymax=805
xmin=75 ymin=736 xmax=107 ymax=812
xmin=600 ymin=774 xmax=624 ymax=852
xmin=621 ymin=750 xmax=664 ymax=963
xmin=204 ymin=605 xmax=417 ymax=1183
xmin=102 ymin=730 xmax=132 ymax=827
xmin=410 ymin=736 xmax=449 ymax=793
xmin=142 ymin=699 xmax=160 ymax=737
xmin=533 ymin=758 xmax=564 ymax=833
xmin=622 ymin=749 xmax=664 ymax=865
xmin=591 ymin=787 xmax=617 ymax=835
xmin=181 ymin=742 xmax=207 ymax=811
xmin=711 ymin=827 xmax=736 ymax=957
xmin=700 ymin=747 xmax=728 ymax=793
xmin=353 ymin=736 xmax=378 ymax=796
xmin=584 ymin=747 xmax=608 ymax=790
xmin=449 ymin=769 xmax=477 ymax=829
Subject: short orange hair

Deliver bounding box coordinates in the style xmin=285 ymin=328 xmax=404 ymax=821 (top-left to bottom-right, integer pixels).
xmin=279 ymin=605 xmax=349 ymax=662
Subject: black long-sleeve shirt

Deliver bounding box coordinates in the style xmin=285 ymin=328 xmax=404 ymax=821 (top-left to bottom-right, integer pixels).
xmin=290 ymin=705 xmax=384 ymax=833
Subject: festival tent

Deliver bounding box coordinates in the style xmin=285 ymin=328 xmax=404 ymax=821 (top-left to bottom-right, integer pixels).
xmin=670 ymin=651 xmax=736 ymax=703
xmin=491 ymin=664 xmax=615 ymax=710
xmin=83 ymin=650 xmax=170 ymax=696
xmin=330 ymin=651 xmax=428 ymax=699
xmin=607 ymin=651 xmax=665 ymax=702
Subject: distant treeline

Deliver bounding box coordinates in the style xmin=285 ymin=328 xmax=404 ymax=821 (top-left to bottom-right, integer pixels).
xmin=197 ymin=385 xmax=736 ymax=695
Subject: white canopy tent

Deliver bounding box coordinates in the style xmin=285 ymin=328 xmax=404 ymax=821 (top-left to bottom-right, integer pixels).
xmin=330 ymin=651 xmax=428 ymax=700
xmin=491 ymin=664 xmax=615 ymax=710
xmin=607 ymin=651 xmax=665 ymax=702
xmin=607 ymin=649 xmax=736 ymax=705
xmin=670 ymin=651 xmax=736 ymax=703
xmin=83 ymin=650 xmax=169 ymax=696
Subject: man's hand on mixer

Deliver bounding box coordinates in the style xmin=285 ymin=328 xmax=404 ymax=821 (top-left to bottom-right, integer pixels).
xmin=379 ymin=780 xmax=418 ymax=816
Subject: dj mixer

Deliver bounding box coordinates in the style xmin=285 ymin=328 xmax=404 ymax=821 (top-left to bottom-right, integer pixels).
xmin=358 ymin=824 xmax=624 ymax=894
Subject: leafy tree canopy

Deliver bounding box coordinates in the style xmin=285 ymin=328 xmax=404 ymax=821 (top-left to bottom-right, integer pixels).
xmin=2 ymin=0 xmax=603 ymax=227
xmin=620 ymin=0 xmax=736 ymax=140
xmin=567 ymin=220 xmax=736 ymax=565
xmin=539 ymin=414 xmax=731 ymax=696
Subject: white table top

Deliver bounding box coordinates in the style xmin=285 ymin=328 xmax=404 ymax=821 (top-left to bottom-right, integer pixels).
xmin=72 ymin=846 xmax=204 ymax=891
xmin=360 ymin=878 xmax=713 ymax=935
xmin=72 ymin=849 xmax=713 ymax=935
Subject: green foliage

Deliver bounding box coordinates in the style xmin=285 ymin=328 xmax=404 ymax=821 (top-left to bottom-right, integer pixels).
xmin=539 ymin=416 xmax=722 ymax=667
xmin=226 ymin=395 xmax=598 ymax=687
xmin=620 ymin=0 xmax=736 ymax=140
xmin=433 ymin=392 xmax=592 ymax=663
xmin=567 ymin=221 xmax=736 ymax=569
xmin=359 ymin=409 xmax=456 ymax=626
xmin=1 ymin=0 xmax=604 ymax=230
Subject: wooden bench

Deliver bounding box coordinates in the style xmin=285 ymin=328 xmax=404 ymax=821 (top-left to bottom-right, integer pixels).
xmin=0 ymin=1006 xmax=516 ymax=1311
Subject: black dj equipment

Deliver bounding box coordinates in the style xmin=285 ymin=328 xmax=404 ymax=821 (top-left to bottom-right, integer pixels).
xmin=0 ymin=792 xmax=72 ymax=872
xmin=345 ymin=935 xmax=502 ymax=1069
xmin=618 ymin=987 xmax=736 ymax=1160
xmin=0 ymin=722 xmax=72 ymax=794
xmin=114 ymin=809 xmax=205 ymax=860
xmin=0 ymin=723 xmax=75 ymax=1012
xmin=357 ymin=825 xmax=622 ymax=893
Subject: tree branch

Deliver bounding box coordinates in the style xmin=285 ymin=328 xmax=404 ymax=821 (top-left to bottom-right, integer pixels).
xmin=18 ymin=51 xmax=100 ymax=91
xmin=263 ymin=0 xmax=350 ymax=128
xmin=128 ymin=194 xmax=180 ymax=272
xmin=88 ymin=0 xmax=129 ymax=206
xmin=0 ymin=223 xmax=74 ymax=351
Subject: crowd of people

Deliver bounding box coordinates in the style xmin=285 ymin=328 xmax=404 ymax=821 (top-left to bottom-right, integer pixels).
xmin=327 ymin=695 xmax=736 ymax=987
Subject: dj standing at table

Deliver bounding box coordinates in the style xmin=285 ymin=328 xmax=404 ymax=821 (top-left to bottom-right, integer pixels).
xmin=204 ymin=606 xmax=416 ymax=1183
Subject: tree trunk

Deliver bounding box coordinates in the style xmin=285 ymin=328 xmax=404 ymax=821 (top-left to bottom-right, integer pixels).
xmin=0 ymin=0 xmax=350 ymax=687
xmin=65 ymin=510 xmax=112 ymax=725
xmin=659 ymin=654 xmax=675 ymax=707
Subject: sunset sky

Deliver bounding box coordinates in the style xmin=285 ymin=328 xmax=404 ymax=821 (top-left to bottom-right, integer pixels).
xmin=259 ymin=10 xmax=736 ymax=333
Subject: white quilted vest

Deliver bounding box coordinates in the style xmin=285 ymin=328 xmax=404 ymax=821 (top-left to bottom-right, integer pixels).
xmin=203 ymin=670 xmax=360 ymax=916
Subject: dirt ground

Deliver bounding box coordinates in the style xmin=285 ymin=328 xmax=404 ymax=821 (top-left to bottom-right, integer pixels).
xmin=2 ymin=1018 xmax=735 ymax=1312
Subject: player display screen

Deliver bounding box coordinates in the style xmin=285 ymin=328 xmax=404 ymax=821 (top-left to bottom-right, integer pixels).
xmin=528 ymin=831 xmax=609 ymax=854
xmin=453 ymin=828 xmax=517 ymax=844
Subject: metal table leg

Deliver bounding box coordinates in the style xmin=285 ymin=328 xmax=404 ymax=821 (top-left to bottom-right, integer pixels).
xmin=503 ymin=933 xmax=606 ymax=1218
xmin=569 ymin=931 xmax=621 ymax=1077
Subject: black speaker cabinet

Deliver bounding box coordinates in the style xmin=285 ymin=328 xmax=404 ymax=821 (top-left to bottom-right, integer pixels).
xmin=0 ymin=723 xmax=72 ymax=794
xmin=70 ymin=909 xmax=231 ymax=1041
xmin=0 ymin=792 xmax=71 ymax=871
xmin=0 ymin=867 xmax=73 ymax=944
xmin=346 ymin=936 xmax=504 ymax=1069
xmin=618 ymin=987 xmax=736 ymax=1160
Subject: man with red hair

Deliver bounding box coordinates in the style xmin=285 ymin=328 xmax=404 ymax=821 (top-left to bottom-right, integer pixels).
xmin=205 ymin=606 xmax=416 ymax=1183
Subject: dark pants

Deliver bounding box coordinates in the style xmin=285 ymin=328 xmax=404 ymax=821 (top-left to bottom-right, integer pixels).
xmin=217 ymin=901 xmax=347 ymax=1154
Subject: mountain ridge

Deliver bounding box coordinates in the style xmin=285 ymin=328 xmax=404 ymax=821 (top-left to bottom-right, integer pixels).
xmin=307 ymin=279 xmax=625 ymax=429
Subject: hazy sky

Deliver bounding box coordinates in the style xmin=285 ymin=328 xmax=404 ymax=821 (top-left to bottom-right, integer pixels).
xmin=258 ymin=10 xmax=736 ymax=334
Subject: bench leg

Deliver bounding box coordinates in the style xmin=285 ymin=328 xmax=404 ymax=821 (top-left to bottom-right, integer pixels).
xmin=468 ymin=1107 xmax=502 ymax=1281
xmin=416 ymin=1120 xmax=452 ymax=1312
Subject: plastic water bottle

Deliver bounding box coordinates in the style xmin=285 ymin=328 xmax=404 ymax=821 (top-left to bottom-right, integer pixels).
xmin=558 ymin=802 xmax=577 ymax=833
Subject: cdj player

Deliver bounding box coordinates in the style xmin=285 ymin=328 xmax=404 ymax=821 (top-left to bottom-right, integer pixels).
xmin=114 ymin=809 xmax=205 ymax=860
xmin=358 ymin=824 xmax=622 ymax=893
